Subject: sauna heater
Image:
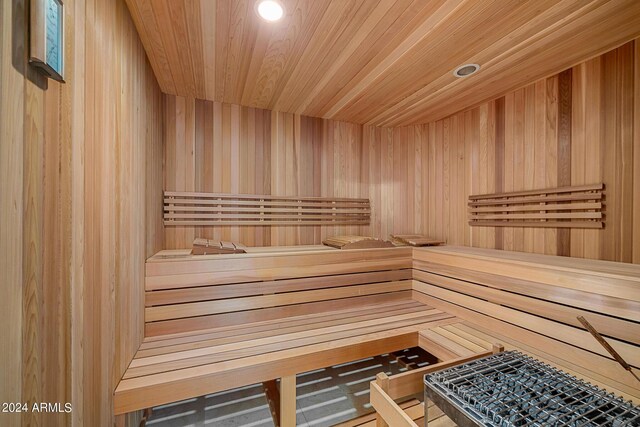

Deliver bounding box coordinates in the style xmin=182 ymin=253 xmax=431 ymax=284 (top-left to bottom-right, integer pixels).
xmin=424 ymin=351 xmax=639 ymax=426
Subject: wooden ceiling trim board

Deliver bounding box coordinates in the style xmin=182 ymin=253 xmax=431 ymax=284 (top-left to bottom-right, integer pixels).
xmin=322 ymin=0 xmax=467 ymax=119
xmin=372 ymin=0 xmax=602 ymax=127
xmin=385 ymin=0 xmax=640 ymax=125
xmin=271 ymin=0 xmax=373 ymax=112
xmin=124 ymin=0 xmax=176 ymax=94
xmin=344 ymin=0 xmax=568 ymax=125
xmin=200 ymin=0 xmax=217 ymax=101
xmin=292 ymin=0 xmax=405 ymax=115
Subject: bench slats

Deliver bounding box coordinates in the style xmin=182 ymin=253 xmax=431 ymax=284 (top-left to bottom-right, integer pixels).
xmin=147 ymin=281 xmax=412 ymax=321
xmin=126 ymin=310 xmax=453 ymax=379
xmin=413 ymin=270 xmax=640 ymax=344
xmin=138 ymin=303 xmax=429 ymax=357
xmin=114 ymin=245 xmax=640 ymax=417
xmin=146 ymin=292 xmax=414 ymax=337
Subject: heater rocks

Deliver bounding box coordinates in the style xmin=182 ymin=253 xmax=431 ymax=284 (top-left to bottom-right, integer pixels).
xmin=424 ymin=351 xmax=639 ymax=427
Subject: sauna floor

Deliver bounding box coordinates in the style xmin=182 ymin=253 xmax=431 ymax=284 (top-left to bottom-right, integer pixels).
xmin=145 ymin=352 xmax=426 ymax=427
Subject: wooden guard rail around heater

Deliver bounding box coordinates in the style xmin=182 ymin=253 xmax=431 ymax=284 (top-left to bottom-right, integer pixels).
xmin=468 ymin=183 xmax=604 ymax=228
xmin=369 ymin=351 xmax=499 ymax=427
xmin=163 ymin=191 xmax=371 ymax=226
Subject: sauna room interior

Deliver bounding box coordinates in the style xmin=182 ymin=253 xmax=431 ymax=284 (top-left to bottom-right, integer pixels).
xmin=2 ymin=0 xmax=640 ymax=426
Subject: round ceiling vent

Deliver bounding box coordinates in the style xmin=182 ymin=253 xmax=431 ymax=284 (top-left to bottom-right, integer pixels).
xmin=453 ymin=63 xmax=480 ymax=78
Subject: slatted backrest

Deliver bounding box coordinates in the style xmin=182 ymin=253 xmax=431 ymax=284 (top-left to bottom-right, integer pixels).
xmin=411 ymin=246 xmax=640 ymax=400
xmin=145 ymin=247 xmax=413 ymax=336
xmin=164 ymin=191 xmax=371 ymax=226
xmin=468 ymin=183 xmax=604 ymax=228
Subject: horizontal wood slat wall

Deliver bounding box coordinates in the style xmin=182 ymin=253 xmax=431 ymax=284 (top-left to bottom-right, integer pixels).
xmin=468 ymin=184 xmax=604 ymax=228
xmin=164 ymin=97 xmax=415 ymax=248
xmin=411 ymin=246 xmax=640 ymax=402
xmin=399 ymin=41 xmax=639 ymax=263
xmin=163 ymin=191 xmax=370 ymax=226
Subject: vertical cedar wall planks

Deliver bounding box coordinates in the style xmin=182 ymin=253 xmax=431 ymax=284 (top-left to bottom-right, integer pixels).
xmin=163 ymin=98 xmax=416 ymax=248
xmin=409 ymin=42 xmax=637 ymax=262
xmin=0 ymin=1 xmax=26 ymax=426
xmin=0 ymin=0 xmax=163 ymax=426
xmin=165 ymin=41 xmax=640 ymax=263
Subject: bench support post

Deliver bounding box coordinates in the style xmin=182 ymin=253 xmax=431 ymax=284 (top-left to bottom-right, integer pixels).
xmin=280 ymin=375 xmax=297 ymax=427
xmin=375 ymin=372 xmax=390 ymax=427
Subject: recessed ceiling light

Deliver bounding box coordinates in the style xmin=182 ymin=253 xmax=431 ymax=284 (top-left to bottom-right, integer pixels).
xmin=256 ymin=0 xmax=284 ymax=22
xmin=453 ymin=63 xmax=480 ymax=78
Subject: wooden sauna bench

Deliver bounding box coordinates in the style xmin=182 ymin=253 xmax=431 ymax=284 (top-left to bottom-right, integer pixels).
xmin=412 ymin=246 xmax=640 ymax=404
xmin=114 ymin=244 xmax=640 ymax=418
xmin=113 ymin=245 xmax=458 ymax=415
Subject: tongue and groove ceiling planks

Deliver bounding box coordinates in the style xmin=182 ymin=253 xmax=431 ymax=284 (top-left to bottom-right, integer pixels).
xmin=125 ymin=0 xmax=640 ymax=126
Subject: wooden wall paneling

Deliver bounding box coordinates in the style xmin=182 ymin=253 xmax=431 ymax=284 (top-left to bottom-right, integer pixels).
xmin=87 ymin=0 xmax=164 ymax=423
xmin=391 ymin=42 xmax=638 ymax=262
xmin=164 ymin=98 xmax=384 ymax=248
xmin=162 ymin=41 xmax=640 ymax=259
xmin=465 ymin=110 xmax=477 ymax=247
xmin=570 ymin=63 xmax=585 ymax=259
xmin=557 ymin=69 xmax=572 ymax=255
xmin=394 ymin=126 xmax=408 ymax=236
xmin=635 ymin=39 xmax=640 ymax=264
xmin=1 ymin=0 xmax=162 ymax=425
xmin=434 ymin=121 xmax=443 ymax=241
xmin=23 ymin=37 xmax=47 ymax=427
xmin=494 ymin=97 xmax=505 ymax=250
xmin=503 ymin=93 xmax=515 ymax=252
xmin=532 ymin=81 xmax=546 ymax=254
xmin=582 ymin=56 xmax=603 ymax=261
xmin=595 ymin=44 xmax=635 ymax=262
xmin=602 ymin=49 xmax=618 ymax=262
xmin=411 ymin=125 xmax=422 ymax=234
xmin=44 ymin=76 xmax=73 ymax=426
xmin=544 ymin=76 xmax=559 ymax=255
xmin=69 ymin=0 xmax=86 ymax=424
xmin=427 ymin=123 xmax=436 ymax=239
xmin=365 ymin=126 xmax=380 ymax=239
xmin=473 ymin=106 xmax=486 ymax=248
xmin=0 ymin=0 xmax=25 ymax=426
xmin=406 ymin=126 xmax=416 ymax=234
xmin=513 ymin=88 xmax=527 ymax=251
xmin=522 ymin=84 xmax=535 ymax=254
xmin=618 ymin=42 xmax=634 ymax=263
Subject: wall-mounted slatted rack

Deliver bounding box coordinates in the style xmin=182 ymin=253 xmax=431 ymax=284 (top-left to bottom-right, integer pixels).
xmin=164 ymin=191 xmax=371 ymax=226
xmin=468 ymin=183 xmax=604 ymax=228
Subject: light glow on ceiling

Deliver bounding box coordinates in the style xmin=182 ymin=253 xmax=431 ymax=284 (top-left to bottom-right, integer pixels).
xmin=256 ymin=0 xmax=284 ymax=22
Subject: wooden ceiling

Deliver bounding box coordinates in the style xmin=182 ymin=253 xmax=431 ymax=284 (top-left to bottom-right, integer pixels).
xmin=125 ymin=0 xmax=640 ymax=126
